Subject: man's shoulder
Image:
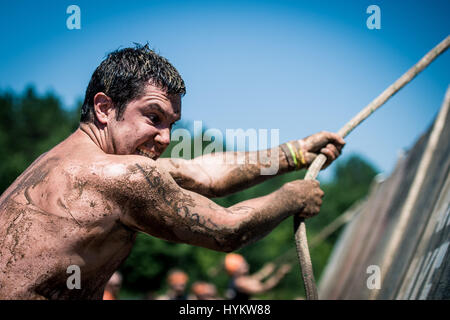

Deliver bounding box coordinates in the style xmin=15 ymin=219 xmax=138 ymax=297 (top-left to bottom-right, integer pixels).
xmin=58 ymin=151 xmax=157 ymax=179
xmin=88 ymin=154 xmax=161 ymax=180
xmin=59 ymin=153 xmax=167 ymax=199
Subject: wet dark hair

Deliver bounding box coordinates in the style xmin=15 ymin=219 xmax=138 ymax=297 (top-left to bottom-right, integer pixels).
xmin=80 ymin=43 xmax=186 ymax=123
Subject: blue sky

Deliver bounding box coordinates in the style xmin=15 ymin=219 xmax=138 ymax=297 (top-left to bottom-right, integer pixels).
xmin=0 ymin=0 xmax=449 ymax=178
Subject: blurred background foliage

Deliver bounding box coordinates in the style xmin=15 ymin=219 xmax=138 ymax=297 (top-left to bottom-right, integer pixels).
xmin=0 ymin=87 xmax=378 ymax=299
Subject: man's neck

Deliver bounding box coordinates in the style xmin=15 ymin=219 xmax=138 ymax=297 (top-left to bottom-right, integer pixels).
xmin=79 ymin=122 xmax=114 ymax=154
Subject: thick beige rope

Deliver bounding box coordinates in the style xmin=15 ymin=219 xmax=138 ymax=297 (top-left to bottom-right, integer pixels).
xmin=295 ymin=35 xmax=450 ymax=300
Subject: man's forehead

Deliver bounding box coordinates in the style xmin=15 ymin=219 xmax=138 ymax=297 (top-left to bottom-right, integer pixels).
xmin=141 ymin=83 xmax=182 ymax=116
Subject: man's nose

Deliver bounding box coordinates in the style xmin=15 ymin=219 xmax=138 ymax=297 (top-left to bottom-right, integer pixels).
xmin=155 ymin=127 xmax=171 ymax=147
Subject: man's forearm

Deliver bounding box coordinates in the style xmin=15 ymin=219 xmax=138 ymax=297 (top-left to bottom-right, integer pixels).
xmin=222 ymin=185 xmax=301 ymax=251
xmin=159 ymin=145 xmax=296 ymax=198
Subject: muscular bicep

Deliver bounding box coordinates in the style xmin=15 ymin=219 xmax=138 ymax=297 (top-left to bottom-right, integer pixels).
xmin=116 ymin=160 xmax=242 ymax=251
xmin=157 ymin=151 xmax=281 ymax=198
xmin=157 ymin=158 xmax=216 ymax=197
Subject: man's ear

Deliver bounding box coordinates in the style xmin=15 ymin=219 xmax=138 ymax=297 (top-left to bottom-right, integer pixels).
xmin=93 ymin=92 xmax=114 ymax=124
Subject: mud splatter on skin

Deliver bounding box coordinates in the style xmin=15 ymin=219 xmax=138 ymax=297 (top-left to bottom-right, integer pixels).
xmin=0 ymin=157 xmax=59 ymax=210
xmin=0 ymin=158 xmax=59 ymax=269
xmin=74 ymin=179 xmax=88 ymax=198
xmin=3 ymin=209 xmax=31 ymax=268
xmin=211 ymin=163 xmax=262 ymax=197
xmin=134 ymin=163 xmax=220 ymax=233
xmin=57 ymin=198 xmax=82 ymax=226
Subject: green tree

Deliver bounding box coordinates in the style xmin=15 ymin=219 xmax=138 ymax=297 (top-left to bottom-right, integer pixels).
xmin=0 ymin=86 xmax=79 ymax=194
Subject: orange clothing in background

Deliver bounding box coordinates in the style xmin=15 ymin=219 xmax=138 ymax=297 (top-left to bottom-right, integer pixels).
xmin=103 ymin=290 xmax=115 ymax=300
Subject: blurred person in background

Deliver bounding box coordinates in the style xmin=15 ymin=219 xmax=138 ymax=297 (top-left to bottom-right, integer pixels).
xmin=225 ymin=253 xmax=292 ymax=300
xmin=157 ymin=269 xmax=189 ymax=300
xmin=103 ymin=271 xmax=123 ymax=300
xmin=189 ymin=281 xmax=222 ymax=300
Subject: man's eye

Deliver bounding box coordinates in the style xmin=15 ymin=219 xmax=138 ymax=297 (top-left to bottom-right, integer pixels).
xmin=148 ymin=114 xmax=161 ymax=124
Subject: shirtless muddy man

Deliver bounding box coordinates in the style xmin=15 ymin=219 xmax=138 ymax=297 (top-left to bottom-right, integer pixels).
xmin=0 ymin=44 xmax=345 ymax=299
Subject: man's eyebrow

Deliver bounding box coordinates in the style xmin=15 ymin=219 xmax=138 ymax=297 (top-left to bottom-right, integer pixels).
xmin=143 ymin=104 xmax=166 ymax=115
xmin=144 ymin=103 xmax=180 ymax=123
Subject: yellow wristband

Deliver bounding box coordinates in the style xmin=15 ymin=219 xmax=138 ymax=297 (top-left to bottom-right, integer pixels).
xmin=296 ymin=148 xmax=306 ymax=166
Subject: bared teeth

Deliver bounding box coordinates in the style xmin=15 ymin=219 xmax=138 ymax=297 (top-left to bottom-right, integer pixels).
xmin=137 ymin=147 xmax=153 ymax=158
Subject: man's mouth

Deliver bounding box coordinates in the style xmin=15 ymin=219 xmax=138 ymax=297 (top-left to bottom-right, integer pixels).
xmin=136 ymin=146 xmax=159 ymax=159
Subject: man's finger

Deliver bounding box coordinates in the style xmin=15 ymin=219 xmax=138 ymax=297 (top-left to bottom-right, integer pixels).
xmin=325 ymin=143 xmax=340 ymax=158
xmin=323 ymin=132 xmax=346 ymax=146
xmin=320 ymin=147 xmax=336 ymax=161
xmin=307 ymin=132 xmax=345 ymax=152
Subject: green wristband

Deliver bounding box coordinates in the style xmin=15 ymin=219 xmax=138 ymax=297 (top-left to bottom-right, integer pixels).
xmin=285 ymin=142 xmax=299 ymax=169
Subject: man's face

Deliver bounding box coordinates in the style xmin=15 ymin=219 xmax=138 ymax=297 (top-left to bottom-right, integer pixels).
xmin=108 ymin=83 xmax=181 ymax=159
xmin=172 ymin=282 xmax=187 ymax=294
